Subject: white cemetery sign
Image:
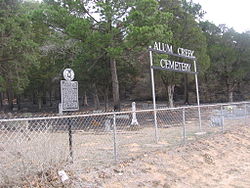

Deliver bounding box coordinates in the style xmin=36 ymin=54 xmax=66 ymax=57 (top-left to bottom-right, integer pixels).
xmin=149 ymin=42 xmax=202 ymax=142
xmin=60 ymin=69 xmax=79 ymax=112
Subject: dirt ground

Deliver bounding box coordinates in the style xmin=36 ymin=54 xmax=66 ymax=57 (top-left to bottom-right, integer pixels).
xmin=68 ymin=125 xmax=250 ymax=188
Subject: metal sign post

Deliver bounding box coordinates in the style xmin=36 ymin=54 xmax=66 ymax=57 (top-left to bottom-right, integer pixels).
xmin=194 ymin=60 xmax=202 ymax=131
xmin=60 ymin=68 xmax=79 ymax=162
xmin=149 ymin=46 xmax=159 ymax=143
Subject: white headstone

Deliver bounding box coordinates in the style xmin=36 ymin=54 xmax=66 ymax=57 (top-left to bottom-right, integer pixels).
xmin=58 ymin=103 xmax=63 ymax=114
xmin=104 ymin=119 xmax=111 ymax=131
xmin=131 ymin=102 xmax=139 ymax=126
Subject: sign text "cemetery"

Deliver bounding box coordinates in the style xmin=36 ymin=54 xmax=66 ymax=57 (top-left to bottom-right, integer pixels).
xmin=160 ymin=59 xmax=191 ymax=72
xmin=153 ymin=42 xmax=195 ymax=58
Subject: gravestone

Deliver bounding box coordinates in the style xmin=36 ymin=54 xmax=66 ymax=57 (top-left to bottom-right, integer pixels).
xmin=131 ymin=102 xmax=139 ymax=126
xmin=104 ymin=119 xmax=111 ymax=131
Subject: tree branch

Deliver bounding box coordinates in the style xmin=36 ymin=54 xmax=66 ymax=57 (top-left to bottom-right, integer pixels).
xmin=82 ymin=5 xmax=100 ymax=23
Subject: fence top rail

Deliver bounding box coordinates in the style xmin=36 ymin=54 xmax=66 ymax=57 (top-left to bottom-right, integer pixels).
xmin=157 ymin=101 xmax=250 ymax=111
xmin=0 ymin=101 xmax=249 ymax=122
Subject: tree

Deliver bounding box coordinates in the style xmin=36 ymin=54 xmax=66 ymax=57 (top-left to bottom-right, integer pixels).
xmin=38 ymin=0 xmax=173 ymax=111
xmin=158 ymin=0 xmax=210 ymax=106
xmin=0 ymin=0 xmax=39 ymax=110
xmin=201 ymin=22 xmax=250 ymax=102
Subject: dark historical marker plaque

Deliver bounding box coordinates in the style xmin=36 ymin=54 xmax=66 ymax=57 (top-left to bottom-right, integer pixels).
xmin=60 ymin=80 xmax=79 ymax=111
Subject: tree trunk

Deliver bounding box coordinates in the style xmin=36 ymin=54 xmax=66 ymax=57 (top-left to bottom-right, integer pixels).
xmin=104 ymin=87 xmax=109 ymax=112
xmin=17 ymin=95 xmax=21 ymax=110
xmin=7 ymin=87 xmax=14 ymax=111
xmin=32 ymin=91 xmax=37 ymax=105
xmin=202 ymin=80 xmax=209 ymax=103
xmin=226 ymin=75 xmax=235 ymax=103
xmin=42 ymin=90 xmax=46 ymax=105
xmin=38 ymin=96 xmax=42 ymax=110
xmin=110 ymin=58 xmax=120 ymax=111
xmin=0 ymin=92 xmax=2 ymax=110
xmin=83 ymin=91 xmax=88 ymax=106
xmin=107 ymin=5 xmax=120 ymax=111
xmin=168 ymin=85 xmax=175 ymax=108
xmin=183 ymin=74 xmax=189 ymax=104
xmin=93 ymin=84 xmax=100 ymax=110
xmin=229 ymin=91 xmax=233 ymax=102
xmin=49 ymin=90 xmax=53 ymax=107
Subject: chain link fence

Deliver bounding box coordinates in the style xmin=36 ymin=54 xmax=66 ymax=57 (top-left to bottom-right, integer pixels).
xmin=0 ymin=101 xmax=249 ymax=185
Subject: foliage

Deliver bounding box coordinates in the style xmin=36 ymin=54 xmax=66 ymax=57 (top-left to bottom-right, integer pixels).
xmin=201 ymin=23 xmax=250 ymax=101
xmin=1 ymin=0 xmax=250 ymax=111
xmin=0 ymin=0 xmax=39 ymax=95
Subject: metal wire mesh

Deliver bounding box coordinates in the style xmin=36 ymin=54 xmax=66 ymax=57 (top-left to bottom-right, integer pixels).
xmin=0 ymin=101 xmax=249 ymax=185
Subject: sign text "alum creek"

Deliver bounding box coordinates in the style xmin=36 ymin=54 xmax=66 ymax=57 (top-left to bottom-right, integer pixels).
xmin=153 ymin=42 xmax=195 ymax=58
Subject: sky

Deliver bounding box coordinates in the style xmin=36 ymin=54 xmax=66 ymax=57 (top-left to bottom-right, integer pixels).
xmin=192 ymin=0 xmax=250 ymax=33
xmin=34 ymin=0 xmax=249 ymax=33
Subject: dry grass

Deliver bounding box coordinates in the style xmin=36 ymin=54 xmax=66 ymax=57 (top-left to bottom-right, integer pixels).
xmin=0 ymin=117 xmax=247 ymax=187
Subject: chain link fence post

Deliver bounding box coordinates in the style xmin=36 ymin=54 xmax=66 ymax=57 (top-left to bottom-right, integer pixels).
xmin=68 ymin=117 xmax=73 ymax=162
xmin=220 ymin=105 xmax=224 ymax=133
xmin=113 ymin=113 xmax=118 ymax=163
xmin=182 ymin=108 xmax=186 ymax=144
xmin=153 ymin=109 xmax=159 ymax=143
xmin=244 ymin=103 xmax=247 ymax=125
